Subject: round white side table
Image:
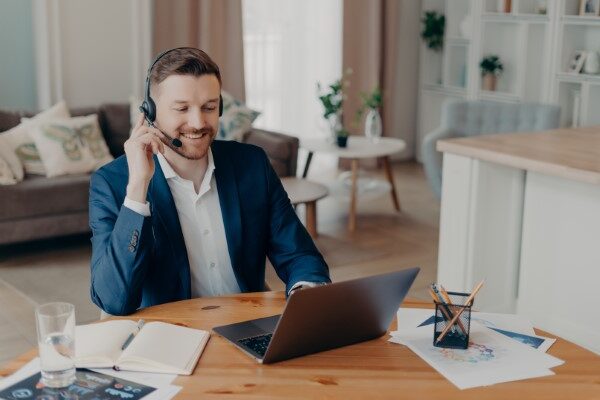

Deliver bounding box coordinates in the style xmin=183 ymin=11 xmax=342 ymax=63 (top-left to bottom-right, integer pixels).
xmin=300 ymin=136 xmax=406 ymax=232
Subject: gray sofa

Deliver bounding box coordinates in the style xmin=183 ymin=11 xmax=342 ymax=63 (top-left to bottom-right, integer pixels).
xmin=421 ymin=99 xmax=560 ymax=198
xmin=0 ymin=103 xmax=299 ymax=245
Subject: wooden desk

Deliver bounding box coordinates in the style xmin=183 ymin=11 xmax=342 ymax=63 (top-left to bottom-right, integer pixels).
xmin=2 ymin=292 xmax=600 ymax=399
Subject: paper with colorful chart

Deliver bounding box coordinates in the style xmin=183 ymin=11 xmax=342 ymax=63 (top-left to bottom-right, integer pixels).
xmin=392 ymin=308 xmax=556 ymax=352
xmin=389 ymin=312 xmax=564 ymax=389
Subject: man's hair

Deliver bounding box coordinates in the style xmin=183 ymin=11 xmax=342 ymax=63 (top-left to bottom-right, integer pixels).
xmin=150 ymin=47 xmax=221 ymax=93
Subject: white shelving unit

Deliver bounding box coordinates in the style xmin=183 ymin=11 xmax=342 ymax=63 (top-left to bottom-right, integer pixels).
xmin=417 ymin=0 xmax=600 ymax=153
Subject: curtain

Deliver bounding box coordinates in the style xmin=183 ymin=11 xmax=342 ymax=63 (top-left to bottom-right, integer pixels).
xmin=153 ymin=0 xmax=246 ymax=101
xmin=342 ymin=0 xmax=421 ymax=160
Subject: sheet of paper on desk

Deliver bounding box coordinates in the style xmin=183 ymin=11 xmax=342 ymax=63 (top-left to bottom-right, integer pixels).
xmin=394 ymin=308 xmax=556 ymax=352
xmin=0 ymin=357 xmax=182 ymax=400
xmin=396 ymin=308 xmax=536 ymax=335
xmin=389 ymin=323 xmax=564 ymax=390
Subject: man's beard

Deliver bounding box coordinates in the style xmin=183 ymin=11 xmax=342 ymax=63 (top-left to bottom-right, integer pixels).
xmin=163 ymin=127 xmax=215 ymax=160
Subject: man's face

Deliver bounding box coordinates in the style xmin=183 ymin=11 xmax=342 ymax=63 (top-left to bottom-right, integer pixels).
xmin=154 ymin=74 xmax=220 ymax=160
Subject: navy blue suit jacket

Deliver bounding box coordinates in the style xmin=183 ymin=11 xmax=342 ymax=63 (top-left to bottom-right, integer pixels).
xmin=89 ymin=140 xmax=330 ymax=315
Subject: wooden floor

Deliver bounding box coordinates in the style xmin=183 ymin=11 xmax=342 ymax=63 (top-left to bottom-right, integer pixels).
xmin=0 ymin=161 xmax=440 ymax=367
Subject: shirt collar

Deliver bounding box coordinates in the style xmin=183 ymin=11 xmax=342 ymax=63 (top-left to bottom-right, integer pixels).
xmin=157 ymin=149 xmax=216 ymax=184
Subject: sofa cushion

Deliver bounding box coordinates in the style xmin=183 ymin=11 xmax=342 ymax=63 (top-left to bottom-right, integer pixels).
xmin=98 ymin=104 xmax=130 ymax=158
xmin=0 ymin=173 xmax=90 ymax=221
xmin=241 ymin=128 xmax=298 ymax=177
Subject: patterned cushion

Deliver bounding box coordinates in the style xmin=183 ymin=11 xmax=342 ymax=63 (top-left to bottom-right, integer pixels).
xmin=218 ymin=91 xmax=260 ymax=140
xmin=28 ymin=114 xmax=113 ymax=178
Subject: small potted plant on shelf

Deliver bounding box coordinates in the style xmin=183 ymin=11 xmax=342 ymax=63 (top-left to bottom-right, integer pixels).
xmin=420 ymin=11 xmax=445 ymax=52
xmin=317 ymin=70 xmax=351 ymax=147
xmin=480 ymin=55 xmax=503 ymax=91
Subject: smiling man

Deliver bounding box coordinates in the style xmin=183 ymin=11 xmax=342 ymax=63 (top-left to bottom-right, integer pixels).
xmin=89 ymin=47 xmax=330 ymax=316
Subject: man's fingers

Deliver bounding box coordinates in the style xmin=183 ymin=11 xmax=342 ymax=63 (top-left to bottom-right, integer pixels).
xmin=135 ymin=112 xmax=145 ymax=129
xmin=135 ymin=132 xmax=164 ymax=152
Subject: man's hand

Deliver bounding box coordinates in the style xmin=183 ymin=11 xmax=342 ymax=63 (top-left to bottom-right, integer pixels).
xmin=124 ymin=113 xmax=166 ymax=202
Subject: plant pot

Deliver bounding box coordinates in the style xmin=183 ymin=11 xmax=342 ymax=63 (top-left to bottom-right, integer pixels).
xmin=482 ymin=74 xmax=497 ymax=91
xmin=336 ymin=136 xmax=348 ymax=148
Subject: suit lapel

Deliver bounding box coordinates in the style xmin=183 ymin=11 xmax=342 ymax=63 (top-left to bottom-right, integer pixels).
xmin=212 ymin=144 xmax=245 ymax=290
xmin=149 ymin=155 xmax=191 ymax=298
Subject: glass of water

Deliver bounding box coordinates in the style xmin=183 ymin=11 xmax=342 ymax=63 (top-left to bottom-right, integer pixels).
xmin=35 ymin=302 xmax=76 ymax=388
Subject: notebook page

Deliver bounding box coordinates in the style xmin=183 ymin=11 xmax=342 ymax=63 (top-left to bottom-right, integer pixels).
xmin=117 ymin=321 xmax=209 ymax=374
xmin=76 ymin=320 xmax=138 ymax=367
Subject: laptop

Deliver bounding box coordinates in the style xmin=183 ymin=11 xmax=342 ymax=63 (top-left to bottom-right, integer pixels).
xmin=213 ymin=267 xmax=420 ymax=364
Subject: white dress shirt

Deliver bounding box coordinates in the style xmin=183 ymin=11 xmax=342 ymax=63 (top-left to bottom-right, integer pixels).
xmin=124 ymin=150 xmax=241 ymax=297
xmin=123 ymin=151 xmax=320 ymax=296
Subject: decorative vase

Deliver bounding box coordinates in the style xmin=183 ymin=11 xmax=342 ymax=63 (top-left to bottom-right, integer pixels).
xmin=482 ymin=74 xmax=497 ymax=91
xmin=583 ymin=51 xmax=600 ymax=74
xmin=364 ymin=108 xmax=382 ymax=143
xmin=328 ymin=112 xmax=342 ymax=143
xmin=336 ymin=136 xmax=348 ymax=148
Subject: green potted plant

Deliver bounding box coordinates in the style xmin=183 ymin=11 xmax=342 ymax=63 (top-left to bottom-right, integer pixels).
xmin=355 ymin=87 xmax=383 ymax=143
xmin=421 ymin=11 xmax=445 ymax=52
xmin=317 ymin=70 xmax=351 ymax=147
xmin=336 ymin=128 xmax=349 ymax=148
xmin=480 ymin=55 xmax=504 ymax=91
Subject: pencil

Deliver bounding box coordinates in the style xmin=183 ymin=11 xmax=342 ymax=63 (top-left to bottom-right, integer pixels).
xmin=438 ymin=285 xmax=468 ymax=334
xmin=428 ymin=287 xmax=456 ymax=331
xmin=435 ymin=280 xmax=484 ymax=344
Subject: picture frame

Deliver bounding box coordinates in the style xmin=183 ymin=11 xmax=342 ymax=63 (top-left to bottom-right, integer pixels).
xmin=567 ymin=51 xmax=587 ymax=74
xmin=579 ymin=0 xmax=600 ymax=16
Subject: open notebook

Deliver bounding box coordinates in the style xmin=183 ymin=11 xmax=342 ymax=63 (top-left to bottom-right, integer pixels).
xmin=75 ymin=320 xmax=210 ymax=375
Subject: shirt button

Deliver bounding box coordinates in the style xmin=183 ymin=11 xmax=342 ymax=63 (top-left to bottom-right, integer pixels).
xmin=210 ymin=262 xmax=216 ymax=268
xmin=203 ymin=229 xmax=210 ymax=235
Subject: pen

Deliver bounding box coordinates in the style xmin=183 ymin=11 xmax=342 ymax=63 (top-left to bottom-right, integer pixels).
xmin=435 ymin=280 xmax=484 ymax=344
xmin=435 ymin=284 xmax=467 ymax=335
xmin=121 ymin=319 xmax=145 ymax=350
xmin=430 ymin=284 xmax=457 ymax=334
xmin=428 ymin=287 xmax=457 ymax=333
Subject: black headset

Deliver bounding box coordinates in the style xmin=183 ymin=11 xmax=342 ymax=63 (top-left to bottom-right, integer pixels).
xmin=139 ymin=47 xmax=223 ymax=148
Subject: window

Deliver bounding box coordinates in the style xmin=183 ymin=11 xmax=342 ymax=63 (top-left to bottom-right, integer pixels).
xmin=242 ymin=0 xmax=342 ymax=143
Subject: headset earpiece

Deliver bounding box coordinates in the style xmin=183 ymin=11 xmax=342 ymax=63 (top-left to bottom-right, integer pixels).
xmin=219 ymin=95 xmax=224 ymax=117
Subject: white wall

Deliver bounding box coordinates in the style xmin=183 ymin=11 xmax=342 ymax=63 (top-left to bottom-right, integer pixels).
xmin=33 ymin=0 xmax=152 ymax=110
xmin=0 ymin=0 xmax=37 ymax=110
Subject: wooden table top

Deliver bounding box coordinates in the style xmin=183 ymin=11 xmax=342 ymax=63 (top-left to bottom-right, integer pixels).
xmin=2 ymin=292 xmax=600 ymax=399
xmin=437 ymin=125 xmax=600 ymax=185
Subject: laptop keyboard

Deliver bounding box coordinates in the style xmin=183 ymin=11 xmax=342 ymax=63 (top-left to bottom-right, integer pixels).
xmin=237 ymin=333 xmax=273 ymax=357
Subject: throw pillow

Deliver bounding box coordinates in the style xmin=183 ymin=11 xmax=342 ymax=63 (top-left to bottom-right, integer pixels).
xmin=0 ymin=100 xmax=71 ymax=176
xmin=0 ymin=155 xmax=17 ymax=185
xmin=218 ymin=91 xmax=260 ymax=141
xmin=29 ymin=114 xmax=114 ymax=178
xmin=0 ymin=141 xmax=23 ymax=182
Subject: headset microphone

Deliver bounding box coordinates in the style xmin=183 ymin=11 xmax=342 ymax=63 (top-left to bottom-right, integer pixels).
xmin=139 ymin=109 xmax=183 ymax=148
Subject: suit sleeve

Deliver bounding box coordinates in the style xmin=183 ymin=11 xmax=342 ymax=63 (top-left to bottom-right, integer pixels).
xmin=262 ymin=151 xmax=331 ymax=294
xmin=88 ymin=171 xmax=154 ymax=315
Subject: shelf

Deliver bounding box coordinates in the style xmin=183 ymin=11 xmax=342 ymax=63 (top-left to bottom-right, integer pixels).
xmin=446 ymin=37 xmax=470 ymax=46
xmin=561 ymin=15 xmax=600 ymax=26
xmin=482 ymin=13 xmax=549 ymax=23
xmin=422 ymin=83 xmax=467 ymax=96
xmin=556 ymin=72 xmax=600 ymax=84
xmin=328 ymin=172 xmax=392 ymax=203
xmin=479 ymin=90 xmax=521 ymax=102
